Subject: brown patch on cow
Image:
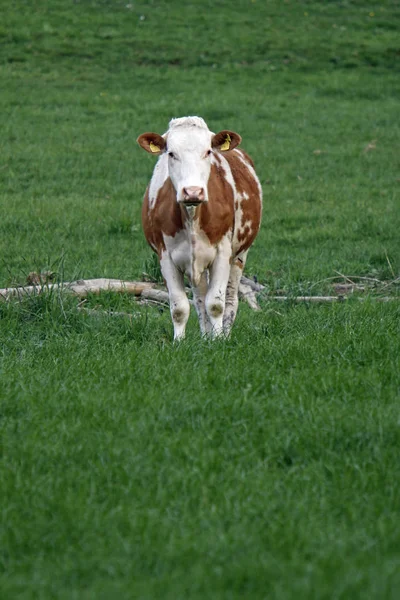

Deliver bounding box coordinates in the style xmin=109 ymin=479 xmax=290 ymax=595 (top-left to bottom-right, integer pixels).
xmin=234 ymin=258 xmax=244 ymax=269
xmin=142 ymin=178 xmax=184 ymax=255
xmin=198 ymin=164 xmax=235 ymax=245
xmin=236 ymin=149 xmax=256 ymax=169
xmin=237 ymin=225 xmax=251 ymax=243
xmin=212 ymin=152 xmax=222 ymax=165
xmin=223 ymin=151 xmax=262 ymax=254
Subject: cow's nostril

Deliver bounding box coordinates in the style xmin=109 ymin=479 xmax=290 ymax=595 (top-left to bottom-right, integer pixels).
xmin=183 ymin=186 xmax=204 ymax=200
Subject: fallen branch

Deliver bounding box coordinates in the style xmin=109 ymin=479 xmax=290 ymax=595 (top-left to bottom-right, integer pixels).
xmin=265 ymin=295 xmax=398 ymax=303
xmin=140 ymin=288 xmax=171 ymax=305
xmin=333 ymin=271 xmax=381 ymax=283
xmin=238 ymin=282 xmax=261 ymax=310
xmin=1 ymin=278 xmax=398 ymax=313
xmin=381 ymin=276 xmax=400 ymax=290
xmin=240 ymin=276 xmax=265 ymax=292
xmin=0 ymin=278 xmax=157 ymax=302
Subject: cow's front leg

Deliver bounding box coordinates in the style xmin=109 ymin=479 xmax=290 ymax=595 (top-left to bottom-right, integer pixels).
xmin=205 ymin=237 xmax=232 ymax=338
xmin=160 ymin=252 xmax=190 ymax=341
xmin=192 ymin=271 xmax=212 ymax=336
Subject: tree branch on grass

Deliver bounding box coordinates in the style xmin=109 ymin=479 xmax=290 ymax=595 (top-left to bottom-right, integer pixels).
xmin=0 ymin=278 xmax=159 ymax=301
xmin=0 ymin=277 xmax=398 ymax=317
xmin=266 ymin=295 xmax=397 ymax=303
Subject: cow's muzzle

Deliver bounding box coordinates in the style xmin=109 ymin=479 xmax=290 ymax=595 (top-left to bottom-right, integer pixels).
xmin=180 ymin=186 xmax=206 ymax=206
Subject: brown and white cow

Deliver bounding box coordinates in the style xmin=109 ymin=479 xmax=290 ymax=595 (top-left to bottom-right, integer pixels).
xmin=137 ymin=116 xmax=262 ymax=340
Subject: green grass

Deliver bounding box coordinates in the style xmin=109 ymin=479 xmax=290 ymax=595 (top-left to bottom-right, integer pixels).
xmin=1 ymin=1 xmax=400 ymax=598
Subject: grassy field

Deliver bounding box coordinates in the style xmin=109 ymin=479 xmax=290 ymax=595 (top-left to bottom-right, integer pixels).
xmin=1 ymin=1 xmax=400 ymax=598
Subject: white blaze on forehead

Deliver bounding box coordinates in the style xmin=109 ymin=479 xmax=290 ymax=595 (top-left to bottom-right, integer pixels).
xmin=165 ymin=116 xmax=213 ymax=201
xmin=167 ymin=126 xmax=211 ymax=153
xmin=148 ymin=117 xmax=213 ymax=211
xmin=166 ymin=117 xmax=212 ymax=153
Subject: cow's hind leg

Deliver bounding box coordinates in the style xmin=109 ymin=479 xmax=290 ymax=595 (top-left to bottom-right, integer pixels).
xmin=160 ymin=252 xmax=190 ymax=341
xmin=223 ymin=251 xmax=248 ymax=336
xmin=192 ymin=271 xmax=212 ymax=336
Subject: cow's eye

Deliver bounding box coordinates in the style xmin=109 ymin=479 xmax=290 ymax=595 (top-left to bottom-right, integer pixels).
xmin=168 ymin=151 xmax=176 ymax=159
xmin=207 ymin=150 xmax=212 ymax=156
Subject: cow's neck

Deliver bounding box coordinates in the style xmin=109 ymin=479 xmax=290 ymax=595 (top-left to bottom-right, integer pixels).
xmin=179 ymin=203 xmax=203 ymax=229
xmin=178 ymin=203 xmax=211 ymax=287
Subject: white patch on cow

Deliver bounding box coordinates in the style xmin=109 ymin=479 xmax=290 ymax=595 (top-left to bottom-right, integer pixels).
xmin=239 ymin=219 xmax=253 ymax=237
xmin=232 ymin=191 xmax=253 ymax=251
xmin=148 ymin=154 xmax=168 ymax=210
xmin=234 ymin=149 xmax=263 ymax=202
xmin=214 ymin=153 xmax=237 ymax=195
xmin=166 ymin=120 xmax=213 ymax=202
xmin=162 ymin=216 xmax=217 ymax=287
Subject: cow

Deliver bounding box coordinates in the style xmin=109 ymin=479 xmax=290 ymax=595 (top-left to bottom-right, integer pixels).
xmin=137 ymin=116 xmax=262 ymax=340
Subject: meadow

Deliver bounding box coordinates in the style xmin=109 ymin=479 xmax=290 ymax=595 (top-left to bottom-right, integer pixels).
xmin=1 ymin=1 xmax=400 ymax=598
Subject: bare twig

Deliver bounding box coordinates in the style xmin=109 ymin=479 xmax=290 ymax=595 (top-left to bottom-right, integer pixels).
xmin=381 ymin=276 xmax=400 ymax=290
xmin=384 ymin=249 xmax=395 ymax=279
xmin=333 ymin=270 xmax=356 ymax=285
xmin=309 ymin=275 xmax=350 ymax=290
xmin=265 ymin=295 xmax=398 ymax=303
xmin=238 ymin=283 xmax=261 ymax=311
xmin=240 ymin=276 xmax=265 ymax=292
xmin=333 ymin=272 xmax=381 ymax=283
xmin=363 ymin=140 xmax=377 ymax=153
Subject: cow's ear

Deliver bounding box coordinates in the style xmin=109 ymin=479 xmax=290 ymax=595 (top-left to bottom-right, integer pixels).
xmin=137 ymin=132 xmax=166 ymax=155
xmin=211 ymin=130 xmax=242 ymax=152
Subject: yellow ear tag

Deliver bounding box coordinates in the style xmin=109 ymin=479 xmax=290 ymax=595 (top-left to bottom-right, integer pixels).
xmin=149 ymin=141 xmax=161 ymax=153
xmin=220 ymin=134 xmax=231 ymax=152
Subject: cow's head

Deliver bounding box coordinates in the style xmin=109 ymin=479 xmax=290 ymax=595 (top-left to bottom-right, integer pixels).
xmin=137 ymin=117 xmax=241 ymax=206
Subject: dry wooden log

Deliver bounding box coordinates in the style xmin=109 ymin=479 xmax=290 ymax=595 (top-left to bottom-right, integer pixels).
xmin=67 ymin=279 xmax=157 ymax=297
xmin=0 ymin=279 xmax=157 ymax=302
xmin=1 ymin=278 xmax=398 ymax=310
xmin=140 ymin=288 xmax=171 ymax=305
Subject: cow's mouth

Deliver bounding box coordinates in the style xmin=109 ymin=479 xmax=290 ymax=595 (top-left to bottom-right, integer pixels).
xmin=181 ymin=198 xmax=204 ymax=207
